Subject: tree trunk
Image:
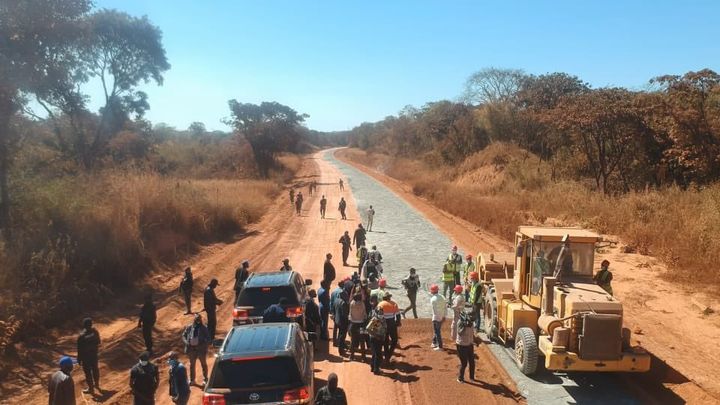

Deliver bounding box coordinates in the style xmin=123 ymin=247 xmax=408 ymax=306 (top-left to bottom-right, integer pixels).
xmin=0 ymin=89 xmax=15 ymax=241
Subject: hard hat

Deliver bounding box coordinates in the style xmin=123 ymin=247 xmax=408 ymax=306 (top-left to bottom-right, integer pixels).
xmin=430 ymin=284 xmax=439 ymax=293
xmin=59 ymin=356 xmax=73 ymax=369
xmin=470 ymin=271 xmax=479 ymax=280
xmin=454 ymin=285 xmax=464 ymax=293
xmin=466 ymin=254 xmax=473 ymax=260
xmin=378 ymin=279 xmax=387 ymax=287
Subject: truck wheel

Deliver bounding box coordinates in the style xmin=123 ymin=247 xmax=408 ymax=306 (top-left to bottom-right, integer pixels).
xmin=515 ymin=327 xmax=538 ymax=375
xmin=484 ymin=287 xmax=498 ymax=340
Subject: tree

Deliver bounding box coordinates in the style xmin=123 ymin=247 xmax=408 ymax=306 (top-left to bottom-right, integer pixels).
xmin=547 ymin=89 xmax=646 ymax=194
xmin=33 ymin=8 xmax=170 ymax=167
xmin=225 ymin=101 xmax=308 ymax=177
xmin=188 ymin=122 xmax=206 ymax=138
xmin=462 ymin=67 xmax=527 ymax=105
xmin=0 ymin=0 xmax=92 ymax=239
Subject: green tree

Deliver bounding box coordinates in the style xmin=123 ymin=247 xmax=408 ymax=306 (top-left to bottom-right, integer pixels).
xmin=0 ymin=0 xmax=92 ymax=239
xmin=226 ymin=101 xmax=308 ymax=177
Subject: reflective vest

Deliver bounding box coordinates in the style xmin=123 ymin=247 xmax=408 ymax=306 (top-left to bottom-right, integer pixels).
xmin=463 ymin=262 xmax=476 ymax=284
xmin=377 ymin=300 xmax=399 ymax=319
xmin=469 ymin=281 xmax=481 ymax=305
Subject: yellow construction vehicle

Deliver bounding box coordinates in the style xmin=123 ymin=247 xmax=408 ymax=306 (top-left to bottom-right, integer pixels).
xmin=482 ymin=226 xmax=650 ymax=375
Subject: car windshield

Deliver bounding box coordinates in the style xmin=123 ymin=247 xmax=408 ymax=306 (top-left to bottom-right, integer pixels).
xmin=212 ymin=357 xmax=302 ymax=389
xmin=237 ymin=286 xmax=299 ymax=308
xmin=533 ymin=241 xmax=594 ymax=277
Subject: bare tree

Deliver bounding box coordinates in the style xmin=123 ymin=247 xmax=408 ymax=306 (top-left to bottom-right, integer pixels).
xmin=462 ymin=67 xmax=527 ymax=105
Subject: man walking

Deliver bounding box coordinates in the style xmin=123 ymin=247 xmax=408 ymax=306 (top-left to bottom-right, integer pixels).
xmin=450 ymin=285 xmax=465 ymax=341
xmin=48 ymin=356 xmax=75 ymax=405
xmin=203 ymin=278 xmax=223 ymax=341
xmin=338 ymin=178 xmax=344 ymax=191
xmin=594 ymin=259 xmax=614 ymax=295
xmin=378 ymin=292 xmax=399 ymax=362
xmin=323 ymin=253 xmax=336 ymax=285
xmin=338 ymin=197 xmax=347 ymax=220
xmin=366 ymin=300 xmax=387 ymax=375
xmin=129 ymin=351 xmax=159 ymax=405
xmin=366 ymin=205 xmax=375 ymax=231
xmin=279 ymin=258 xmax=292 ymax=272
xmin=182 ymin=314 xmax=210 ymax=386
xmin=167 ymin=351 xmax=190 ymax=405
xmin=234 ymin=260 xmax=250 ymax=302
xmin=295 ymin=192 xmax=303 ymax=215
xmin=138 ymin=293 xmax=157 ymax=355
xmin=352 ymin=223 xmax=366 ymax=251
xmin=77 ymin=317 xmax=100 ymax=394
xmin=455 ymin=313 xmax=476 ymax=383
xmin=320 ymin=195 xmax=327 ymax=219
xmin=401 ymin=268 xmax=420 ymax=319
xmin=315 ymin=373 xmax=347 ymax=405
xmin=179 ymin=267 xmax=193 ymax=314
xmin=430 ymin=285 xmax=447 ymax=351
xmin=338 ymin=231 xmax=352 ymax=266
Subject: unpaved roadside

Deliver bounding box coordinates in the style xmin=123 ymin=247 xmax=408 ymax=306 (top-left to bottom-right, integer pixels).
xmin=3 ymin=151 xmax=523 ymax=405
xmin=335 ymin=147 xmax=719 ymax=404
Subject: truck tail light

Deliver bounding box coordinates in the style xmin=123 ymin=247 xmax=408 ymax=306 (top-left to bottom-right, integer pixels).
xmin=233 ymin=308 xmax=249 ymax=321
xmin=203 ymin=393 xmax=227 ymax=405
xmin=283 ymin=386 xmax=310 ymax=404
xmin=285 ymin=306 xmax=304 ymax=318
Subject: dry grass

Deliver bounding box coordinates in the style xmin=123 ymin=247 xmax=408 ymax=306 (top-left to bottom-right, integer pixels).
xmin=340 ymin=146 xmax=720 ymax=287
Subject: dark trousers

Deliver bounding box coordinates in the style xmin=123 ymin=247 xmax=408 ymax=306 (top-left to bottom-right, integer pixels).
xmin=340 ymin=208 xmax=346 ymax=220
xmin=342 ymin=248 xmax=350 ymax=265
xmin=337 ymin=323 xmax=349 ymax=353
xmin=142 ymin=324 xmax=154 ymax=353
xmin=319 ymin=306 xmax=329 ymax=339
xmin=457 ymin=344 xmax=475 ymax=380
xmin=206 ymin=311 xmax=217 ymax=341
xmin=320 ymin=206 xmax=326 ymax=218
xmin=473 ymin=304 xmax=483 ymax=331
xmin=384 ymin=319 xmax=398 ymax=360
xmin=370 ymin=338 xmax=384 ymax=373
xmin=82 ymin=357 xmax=100 ymax=389
xmin=187 ymin=346 xmax=208 ymax=381
xmin=133 ymin=394 xmax=155 ymax=405
xmin=403 ymin=291 xmax=418 ymax=318
xmin=432 ymin=320 xmax=444 ymax=348
xmin=349 ymin=323 xmax=366 ymax=359
xmin=182 ymin=289 xmax=192 ymax=313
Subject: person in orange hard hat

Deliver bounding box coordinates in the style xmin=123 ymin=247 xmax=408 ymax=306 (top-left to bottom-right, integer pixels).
xmin=468 ymin=272 xmax=483 ymax=332
xmin=463 ymin=254 xmax=475 ymax=299
xmin=429 ymin=284 xmax=447 ymax=350
xmin=450 ymin=285 xmax=466 ymax=341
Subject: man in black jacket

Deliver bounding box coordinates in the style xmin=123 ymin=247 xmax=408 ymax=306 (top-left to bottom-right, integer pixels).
xmin=138 ymin=293 xmax=157 ymax=355
xmin=323 ymin=253 xmax=336 ymax=285
xmin=203 ymin=279 xmax=223 ymax=340
xmin=352 ymin=223 xmax=366 ymax=250
xmin=179 ymin=267 xmax=193 ymax=314
xmin=338 ymin=231 xmax=352 ymax=266
xmin=77 ymin=317 xmax=100 ymax=394
xmin=234 ymin=260 xmax=250 ymax=302
xmin=48 ymin=356 xmax=75 ymax=405
xmin=129 ymin=351 xmax=159 ymax=405
xmin=315 ymin=373 xmax=347 ymax=405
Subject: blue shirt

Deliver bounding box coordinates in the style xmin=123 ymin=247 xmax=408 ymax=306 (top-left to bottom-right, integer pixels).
xmin=318 ymin=287 xmax=330 ymax=308
xmin=262 ymin=304 xmax=289 ymax=323
xmin=169 ymin=361 xmax=190 ymax=398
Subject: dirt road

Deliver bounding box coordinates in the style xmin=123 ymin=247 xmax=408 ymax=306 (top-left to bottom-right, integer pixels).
xmin=3 ymin=151 xmax=522 ymax=404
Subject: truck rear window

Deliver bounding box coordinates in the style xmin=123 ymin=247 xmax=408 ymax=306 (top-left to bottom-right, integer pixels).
xmin=212 ymin=357 xmax=302 ymax=389
xmin=237 ymin=286 xmax=298 ymax=307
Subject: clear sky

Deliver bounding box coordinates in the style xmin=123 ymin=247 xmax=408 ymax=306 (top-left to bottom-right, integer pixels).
xmin=92 ymin=0 xmax=719 ymax=132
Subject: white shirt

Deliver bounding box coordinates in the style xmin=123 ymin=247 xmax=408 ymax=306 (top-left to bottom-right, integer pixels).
xmin=452 ymin=294 xmax=466 ymax=314
xmin=431 ymin=294 xmax=447 ymax=322
xmin=367 ymin=208 xmax=375 ymax=218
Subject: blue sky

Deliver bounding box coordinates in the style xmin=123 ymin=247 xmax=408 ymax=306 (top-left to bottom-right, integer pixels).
xmin=92 ymin=0 xmax=719 ymax=132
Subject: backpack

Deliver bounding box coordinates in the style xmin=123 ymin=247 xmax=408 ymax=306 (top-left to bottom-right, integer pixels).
xmin=365 ymin=314 xmax=386 ymax=340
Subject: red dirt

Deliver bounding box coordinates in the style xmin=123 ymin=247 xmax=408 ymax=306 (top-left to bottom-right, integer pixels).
xmin=336 ymin=148 xmax=720 ymax=404
xmin=1 ymin=151 xmax=523 ymax=405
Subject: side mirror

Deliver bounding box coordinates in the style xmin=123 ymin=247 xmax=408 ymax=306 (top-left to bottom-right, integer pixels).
xmin=211 ymin=338 xmax=224 ymax=349
xmin=305 ymin=279 xmax=313 ymax=286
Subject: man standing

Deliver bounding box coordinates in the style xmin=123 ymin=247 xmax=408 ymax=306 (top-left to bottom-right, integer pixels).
xmin=401 ymin=268 xmax=420 ymax=319
xmin=138 ymin=293 xmax=157 ymax=355
xmin=370 ymin=278 xmax=387 ymax=302
xmin=182 ymin=314 xmax=210 ymax=386
xmin=333 ymin=290 xmax=350 ymax=356
xmin=338 ymin=178 xmax=344 ymax=191
xmin=167 ymin=351 xmax=190 ymax=405
xmin=338 ymin=197 xmax=347 ymax=220
xmin=203 ymin=278 xmax=223 ymax=341
xmin=320 ymin=195 xmax=327 ymax=219
xmin=443 ymin=246 xmax=462 ymax=303
xmin=318 ymin=281 xmax=331 ymax=340
xmin=129 ymin=351 xmax=159 ymax=405
xmin=295 ymin=192 xmax=303 ymax=215
xmin=77 ymin=317 xmax=100 ymax=394
xmin=289 ymin=188 xmax=295 ymax=205
xmin=455 ymin=313 xmax=476 ymax=383
xmin=329 ymin=280 xmax=344 ymax=346
xmin=279 ymin=258 xmax=292 ymax=272
xmin=378 ymin=292 xmax=399 ymax=362
xmin=593 ymin=259 xmax=614 ymax=295
xmin=366 ymin=300 xmax=387 ymax=375
xmin=48 ymin=356 xmax=75 ymax=405
xmin=348 ymin=292 xmax=367 ymax=362
xmin=430 ymin=285 xmax=447 ymax=351
xmin=179 ymin=267 xmax=193 ymax=314
xmin=366 ymin=205 xmax=375 ymax=232
xmin=352 ymin=223 xmax=366 ymax=250
xmin=450 ymin=285 xmax=466 ymax=341
xmin=234 ymin=260 xmax=250 ymax=302
xmin=468 ymin=272 xmax=483 ymax=332
xmin=338 ymin=231 xmax=352 ymax=266
xmin=323 ymin=253 xmax=336 ymax=285
xmin=305 ymin=289 xmax=322 ymax=339
xmin=315 ymin=373 xmax=348 ymax=405
xmin=463 ymin=254 xmax=475 ymax=299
